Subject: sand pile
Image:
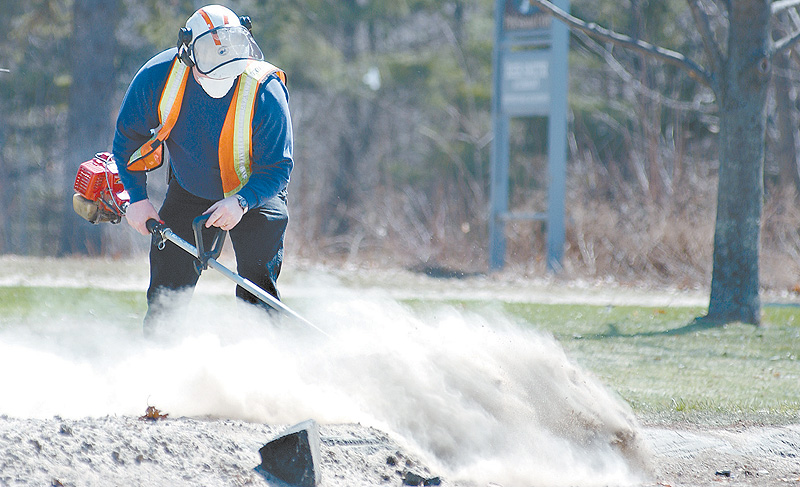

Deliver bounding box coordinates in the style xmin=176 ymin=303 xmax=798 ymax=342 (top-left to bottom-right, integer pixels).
xmin=0 ymin=285 xmax=648 ymax=486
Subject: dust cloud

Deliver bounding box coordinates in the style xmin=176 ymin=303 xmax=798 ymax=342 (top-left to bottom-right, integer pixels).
xmin=0 ymin=282 xmax=648 ymax=486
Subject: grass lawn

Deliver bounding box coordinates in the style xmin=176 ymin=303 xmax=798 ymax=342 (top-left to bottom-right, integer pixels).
xmin=501 ymin=301 xmax=800 ymax=425
xmin=3 ymin=284 xmax=799 ymax=425
xmin=0 ymin=285 xmax=146 ymax=331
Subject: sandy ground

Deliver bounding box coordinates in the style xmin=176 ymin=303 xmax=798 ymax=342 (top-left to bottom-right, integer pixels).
xmin=1 ymin=417 xmax=799 ymax=486
xmin=646 ymin=424 xmax=800 ymax=486
xmin=1 ymin=256 xmax=799 ymax=487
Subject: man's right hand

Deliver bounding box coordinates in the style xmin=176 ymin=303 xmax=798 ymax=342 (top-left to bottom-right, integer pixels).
xmin=125 ymin=199 xmax=161 ymax=236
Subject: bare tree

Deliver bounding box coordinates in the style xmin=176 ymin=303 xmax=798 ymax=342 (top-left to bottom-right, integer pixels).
xmin=534 ymin=0 xmax=800 ymax=325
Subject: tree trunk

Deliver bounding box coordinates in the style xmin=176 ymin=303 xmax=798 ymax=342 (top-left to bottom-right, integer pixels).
xmin=0 ymin=118 xmax=7 ymax=253
xmin=59 ymin=0 xmax=119 ymax=255
xmin=326 ymin=11 xmax=360 ymax=237
xmin=707 ymin=0 xmax=770 ymax=325
xmin=631 ymin=0 xmax=662 ymax=202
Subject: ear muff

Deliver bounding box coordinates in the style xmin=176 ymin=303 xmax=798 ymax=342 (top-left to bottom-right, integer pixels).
xmin=239 ymin=16 xmax=252 ymax=32
xmin=177 ymin=27 xmax=194 ymax=67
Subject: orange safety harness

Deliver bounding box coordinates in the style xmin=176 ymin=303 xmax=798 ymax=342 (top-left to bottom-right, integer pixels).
xmin=127 ymin=57 xmax=287 ymax=197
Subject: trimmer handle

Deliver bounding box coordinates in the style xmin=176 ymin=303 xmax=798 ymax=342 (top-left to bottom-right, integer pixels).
xmin=145 ymin=216 xmax=226 ymax=276
xmin=145 ymin=218 xmax=164 ymax=234
xmin=191 ymin=214 xmax=227 ymax=276
xmin=146 ymin=218 xmax=168 ymax=251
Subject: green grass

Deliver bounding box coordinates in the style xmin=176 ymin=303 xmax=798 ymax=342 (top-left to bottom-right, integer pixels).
xmin=3 ymin=284 xmax=799 ymax=425
xmin=410 ymin=299 xmax=800 ymax=425
xmin=514 ymin=302 xmax=800 ymax=424
xmin=0 ymin=285 xmax=146 ymax=330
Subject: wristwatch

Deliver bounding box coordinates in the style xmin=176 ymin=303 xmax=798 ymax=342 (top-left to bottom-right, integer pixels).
xmin=236 ymin=194 xmax=249 ymax=213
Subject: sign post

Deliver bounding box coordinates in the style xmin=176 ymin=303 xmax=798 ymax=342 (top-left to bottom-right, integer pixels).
xmin=489 ymin=0 xmax=570 ymax=271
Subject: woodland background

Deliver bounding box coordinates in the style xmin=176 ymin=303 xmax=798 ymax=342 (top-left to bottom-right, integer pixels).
xmin=2 ymin=0 xmax=800 ymax=293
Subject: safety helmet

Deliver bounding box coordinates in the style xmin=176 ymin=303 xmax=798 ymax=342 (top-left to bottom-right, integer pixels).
xmin=178 ymin=5 xmax=264 ymax=80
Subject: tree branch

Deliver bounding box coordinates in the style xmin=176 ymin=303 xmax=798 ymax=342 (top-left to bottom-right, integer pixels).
xmin=772 ymin=0 xmax=800 ymax=15
xmin=773 ymin=28 xmax=800 ymax=56
xmin=574 ymin=30 xmax=717 ymax=113
xmin=771 ymin=0 xmax=800 ymax=56
xmin=686 ymin=0 xmax=725 ymax=75
xmin=531 ymin=0 xmax=714 ymax=88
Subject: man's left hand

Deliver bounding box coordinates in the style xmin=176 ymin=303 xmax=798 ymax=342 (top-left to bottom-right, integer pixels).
xmin=203 ymin=196 xmax=245 ymax=230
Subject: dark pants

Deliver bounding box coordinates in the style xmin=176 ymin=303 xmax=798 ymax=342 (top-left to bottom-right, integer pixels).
xmin=144 ymin=179 xmax=288 ymax=333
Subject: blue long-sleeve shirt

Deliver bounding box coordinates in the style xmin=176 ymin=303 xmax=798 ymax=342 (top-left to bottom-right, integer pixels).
xmin=113 ymin=48 xmax=293 ymax=210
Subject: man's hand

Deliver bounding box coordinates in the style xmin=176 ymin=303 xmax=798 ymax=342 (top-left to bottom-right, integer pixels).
xmin=125 ymin=199 xmax=161 ymax=236
xmin=203 ymin=195 xmax=245 ymax=231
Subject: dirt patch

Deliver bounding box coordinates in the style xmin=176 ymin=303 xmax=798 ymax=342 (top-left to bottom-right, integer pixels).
xmin=646 ymin=424 xmax=800 ymax=487
xmin=1 ymin=417 xmax=798 ymax=486
xmin=0 ymin=416 xmax=416 ymax=486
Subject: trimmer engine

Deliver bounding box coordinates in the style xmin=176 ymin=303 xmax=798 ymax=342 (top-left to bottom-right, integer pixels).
xmin=72 ymin=152 xmax=130 ymax=224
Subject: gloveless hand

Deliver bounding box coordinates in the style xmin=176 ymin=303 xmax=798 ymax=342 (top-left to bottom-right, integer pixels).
xmin=125 ymin=199 xmax=161 ymax=236
xmin=203 ymin=195 xmax=245 ymax=230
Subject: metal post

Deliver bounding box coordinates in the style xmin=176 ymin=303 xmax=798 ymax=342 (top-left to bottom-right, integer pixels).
xmin=546 ymin=1 xmax=570 ymax=271
xmin=489 ymin=0 xmax=509 ymax=271
xmin=489 ymin=0 xmax=570 ymax=273
xmin=490 ymin=116 xmax=510 ymax=270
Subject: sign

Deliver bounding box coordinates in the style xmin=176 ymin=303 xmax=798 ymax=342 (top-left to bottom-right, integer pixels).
xmin=503 ymin=0 xmax=552 ymax=34
xmin=501 ymin=50 xmax=550 ymax=116
xmin=490 ymin=0 xmax=570 ymax=272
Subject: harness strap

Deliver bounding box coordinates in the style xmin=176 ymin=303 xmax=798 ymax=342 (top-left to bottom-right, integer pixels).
xmin=127 ymin=58 xmax=190 ymax=172
xmin=127 ymin=57 xmax=287 ymax=199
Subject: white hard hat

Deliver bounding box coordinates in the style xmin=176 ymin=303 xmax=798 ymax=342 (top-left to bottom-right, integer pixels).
xmin=179 ymin=5 xmax=264 ymax=80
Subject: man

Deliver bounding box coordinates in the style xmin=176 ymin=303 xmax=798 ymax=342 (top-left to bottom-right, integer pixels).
xmin=113 ymin=5 xmax=293 ymax=333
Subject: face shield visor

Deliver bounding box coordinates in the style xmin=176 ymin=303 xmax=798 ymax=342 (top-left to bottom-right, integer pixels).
xmin=191 ymin=25 xmax=263 ymax=79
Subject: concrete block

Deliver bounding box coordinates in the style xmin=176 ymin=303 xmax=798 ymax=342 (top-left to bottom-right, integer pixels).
xmin=256 ymin=419 xmax=321 ymax=487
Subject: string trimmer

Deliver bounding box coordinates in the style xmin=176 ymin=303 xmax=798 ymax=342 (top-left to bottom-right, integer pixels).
xmin=72 ymin=152 xmax=326 ymax=336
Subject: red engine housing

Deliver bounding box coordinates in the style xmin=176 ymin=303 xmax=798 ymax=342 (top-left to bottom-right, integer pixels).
xmin=73 ymin=152 xmax=130 ymax=223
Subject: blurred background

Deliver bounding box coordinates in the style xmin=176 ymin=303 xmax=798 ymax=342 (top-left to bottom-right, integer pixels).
xmin=1 ymin=0 xmax=800 ymax=291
